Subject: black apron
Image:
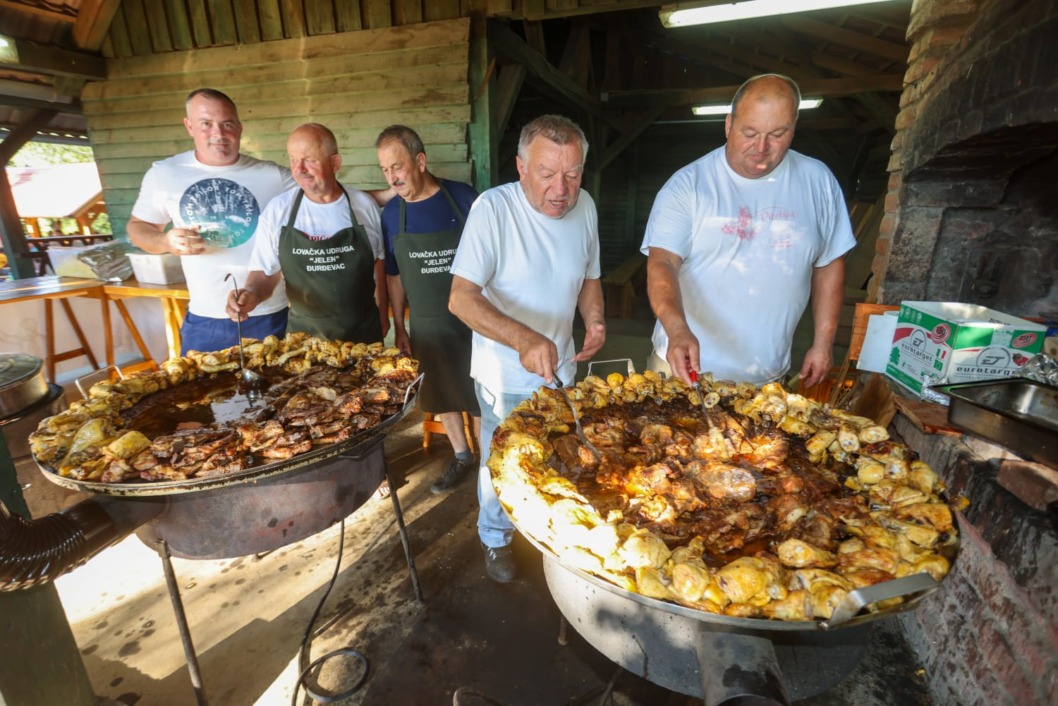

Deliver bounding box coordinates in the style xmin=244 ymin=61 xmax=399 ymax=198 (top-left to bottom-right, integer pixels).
xmin=393 ymin=184 xmax=478 ymax=414
xmin=278 ymin=188 xmax=382 ymax=343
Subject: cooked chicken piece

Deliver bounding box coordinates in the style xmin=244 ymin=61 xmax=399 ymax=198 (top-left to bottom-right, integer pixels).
xmin=684 ymin=460 xmax=757 ymax=502
xmin=776 ymin=538 xmax=838 ymax=569
xmin=761 ymin=590 xmax=811 ymax=621
xmin=669 ymin=560 xmax=713 ymax=603
xmin=260 ymin=439 xmax=313 ymax=459
xmin=716 ymin=555 xmax=786 ymax=606
xmin=619 ymin=528 xmax=672 ymax=569
xmin=635 ymin=566 xmax=675 ymax=600
xmin=894 ymin=502 xmax=953 ymax=532
xmin=838 ymin=547 xmax=901 ymax=575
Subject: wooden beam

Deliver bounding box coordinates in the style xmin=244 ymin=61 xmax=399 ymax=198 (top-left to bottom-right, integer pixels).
xmin=0 ymin=0 xmax=74 ymax=23
xmin=495 ymin=63 xmax=526 ymax=139
xmin=597 ymin=99 xmax=675 ymax=171
xmin=853 ymin=92 xmax=897 ymax=136
xmin=0 ymin=94 xmax=83 ymax=115
xmin=72 ymin=0 xmax=123 ymax=51
xmin=810 ymin=51 xmax=877 ymax=78
xmin=780 ymin=16 xmax=908 ymax=63
xmin=0 ymin=109 xmax=57 ymax=279
xmin=3 ymin=41 xmax=107 ymax=80
xmin=603 ymin=75 xmax=905 ymax=108
xmin=490 ymin=21 xmax=619 ymax=131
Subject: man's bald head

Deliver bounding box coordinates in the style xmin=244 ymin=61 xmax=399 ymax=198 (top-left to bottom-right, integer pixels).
xmin=724 ymin=74 xmax=800 ymax=179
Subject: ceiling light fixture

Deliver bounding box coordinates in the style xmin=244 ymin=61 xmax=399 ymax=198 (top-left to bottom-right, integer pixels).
xmin=692 ymin=97 xmax=823 ymax=116
xmin=0 ymin=35 xmax=19 ymax=64
xmin=661 ymin=0 xmax=895 ymax=28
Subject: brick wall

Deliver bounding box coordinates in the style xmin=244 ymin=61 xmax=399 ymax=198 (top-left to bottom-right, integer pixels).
xmin=869 ymin=0 xmax=1058 ymax=308
xmin=892 ymin=415 xmax=1058 ymax=705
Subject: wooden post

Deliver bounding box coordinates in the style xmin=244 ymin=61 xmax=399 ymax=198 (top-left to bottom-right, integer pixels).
xmin=0 ymin=109 xmax=57 ymax=280
xmin=468 ymin=4 xmax=496 ymax=191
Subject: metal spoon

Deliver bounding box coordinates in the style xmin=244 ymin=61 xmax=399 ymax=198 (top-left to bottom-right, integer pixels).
xmin=224 ymin=273 xmax=266 ymax=390
xmin=553 ymin=372 xmax=602 ymax=462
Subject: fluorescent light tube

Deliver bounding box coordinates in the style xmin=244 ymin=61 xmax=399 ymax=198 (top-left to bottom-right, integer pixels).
xmin=662 ymin=0 xmax=894 ymax=27
xmin=692 ymin=98 xmax=823 ymax=115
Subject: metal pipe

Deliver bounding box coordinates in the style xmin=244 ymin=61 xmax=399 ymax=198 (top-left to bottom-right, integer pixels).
xmin=0 ymin=495 xmax=163 ymax=591
xmin=695 ymin=631 xmax=790 ymax=706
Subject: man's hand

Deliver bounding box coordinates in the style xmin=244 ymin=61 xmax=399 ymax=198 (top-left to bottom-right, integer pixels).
xmin=664 ymin=328 xmax=701 ymax=385
xmin=393 ymin=329 xmax=411 ymax=355
xmin=225 ymin=287 xmax=261 ymax=323
xmin=798 ymin=345 xmax=833 ymax=390
xmin=574 ymin=320 xmax=606 ymax=361
xmin=167 ymin=227 xmax=206 ymax=256
xmin=517 ymin=332 xmax=560 ymax=383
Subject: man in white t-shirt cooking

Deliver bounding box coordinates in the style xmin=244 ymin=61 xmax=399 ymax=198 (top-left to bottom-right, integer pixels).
xmin=642 ymin=74 xmax=856 ymax=388
xmin=449 ymin=115 xmax=607 ymax=583
xmin=226 ymin=123 xmax=388 ymax=344
xmin=127 ymin=88 xmax=295 ymax=354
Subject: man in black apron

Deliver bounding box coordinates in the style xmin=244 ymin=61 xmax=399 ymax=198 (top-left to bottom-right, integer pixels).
xmin=377 ymin=125 xmax=481 ymax=495
xmin=227 ymin=123 xmax=389 ymax=344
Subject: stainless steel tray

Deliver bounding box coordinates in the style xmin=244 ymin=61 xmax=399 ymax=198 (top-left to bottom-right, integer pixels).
xmin=931 ymin=378 xmax=1058 ymax=467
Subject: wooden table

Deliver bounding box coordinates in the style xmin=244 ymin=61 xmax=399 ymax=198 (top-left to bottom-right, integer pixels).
xmin=101 ymin=279 xmax=189 ymax=370
xmin=0 ymin=276 xmax=105 ymax=382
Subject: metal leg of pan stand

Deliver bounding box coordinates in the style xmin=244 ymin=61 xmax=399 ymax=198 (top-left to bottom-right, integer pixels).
xmin=159 ymin=539 xmax=209 ymax=706
xmin=557 ymin=615 xmax=570 ymax=646
xmin=384 ymin=457 xmax=424 ymax=604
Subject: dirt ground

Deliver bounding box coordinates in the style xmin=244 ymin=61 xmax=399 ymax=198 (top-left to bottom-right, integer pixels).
xmin=16 ymin=410 xmax=934 ymax=705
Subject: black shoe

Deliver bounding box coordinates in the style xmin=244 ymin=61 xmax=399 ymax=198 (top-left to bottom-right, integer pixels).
xmin=482 ymin=543 xmax=516 ymax=583
xmin=431 ymin=456 xmax=475 ymax=495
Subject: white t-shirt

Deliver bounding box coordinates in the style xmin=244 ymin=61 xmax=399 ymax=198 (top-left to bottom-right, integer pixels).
xmin=641 ymin=148 xmax=856 ymax=383
xmin=131 ymin=151 xmax=295 ymax=319
xmin=450 ymin=182 xmax=601 ymax=395
xmin=247 ymin=186 xmax=384 ymax=275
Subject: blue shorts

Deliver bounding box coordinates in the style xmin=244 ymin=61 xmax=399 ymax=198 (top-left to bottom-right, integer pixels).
xmin=180 ymin=309 xmax=288 ymax=355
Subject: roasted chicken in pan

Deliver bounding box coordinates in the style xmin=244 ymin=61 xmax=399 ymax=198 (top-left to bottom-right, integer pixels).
xmin=489 ymin=370 xmax=961 ymax=622
xmin=29 ymin=334 xmax=419 ymax=483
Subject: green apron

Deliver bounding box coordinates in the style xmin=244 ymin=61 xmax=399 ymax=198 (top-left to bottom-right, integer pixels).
xmin=393 ymin=184 xmax=478 ymax=414
xmin=278 ymin=188 xmax=382 ymax=343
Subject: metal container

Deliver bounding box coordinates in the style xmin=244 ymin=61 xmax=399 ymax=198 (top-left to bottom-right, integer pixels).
xmin=0 ymin=354 xmax=49 ymax=420
xmin=932 ymin=378 xmax=1058 ymax=468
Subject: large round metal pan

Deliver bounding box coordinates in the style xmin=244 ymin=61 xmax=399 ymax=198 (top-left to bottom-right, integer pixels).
xmin=512 ymin=516 xmax=951 ymax=634
xmin=36 ymin=376 xmax=421 ymax=497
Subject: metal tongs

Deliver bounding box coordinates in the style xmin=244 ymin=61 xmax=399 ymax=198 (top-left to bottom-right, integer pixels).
xmin=553 ymin=372 xmax=602 ymax=462
xmin=224 ymin=273 xmax=266 ymax=391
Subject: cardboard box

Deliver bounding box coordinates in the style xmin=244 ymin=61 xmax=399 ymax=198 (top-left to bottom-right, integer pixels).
xmin=886 ymin=301 xmax=1046 ymax=395
xmin=127 ymin=252 xmax=185 ymax=285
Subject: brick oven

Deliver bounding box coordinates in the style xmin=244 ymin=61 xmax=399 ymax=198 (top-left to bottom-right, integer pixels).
xmin=869 ymin=1 xmax=1057 ymax=704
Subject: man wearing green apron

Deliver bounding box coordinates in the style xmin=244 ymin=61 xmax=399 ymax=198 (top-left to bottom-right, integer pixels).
xmin=377 ymin=125 xmax=480 ymax=494
xmin=228 ymin=123 xmax=389 ymax=344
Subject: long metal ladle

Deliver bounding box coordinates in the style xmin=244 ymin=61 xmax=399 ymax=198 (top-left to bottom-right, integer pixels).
xmin=553 ymin=372 xmax=602 ymax=462
xmin=224 ymin=273 xmax=266 ymax=390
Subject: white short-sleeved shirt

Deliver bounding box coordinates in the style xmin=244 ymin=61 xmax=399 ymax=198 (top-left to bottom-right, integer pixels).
xmin=130 ymin=151 xmax=295 ymax=319
xmin=248 ymin=186 xmax=384 ymax=275
xmin=641 ymin=148 xmax=856 ymax=383
xmin=450 ymin=182 xmax=601 ymax=395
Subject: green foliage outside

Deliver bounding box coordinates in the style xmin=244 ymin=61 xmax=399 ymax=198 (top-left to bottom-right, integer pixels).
xmin=10 ymin=141 xmax=111 ymax=234
xmin=10 ymin=142 xmax=95 ymax=167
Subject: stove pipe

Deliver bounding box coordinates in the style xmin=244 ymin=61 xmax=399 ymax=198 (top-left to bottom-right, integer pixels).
xmin=0 ymin=496 xmax=163 ymax=591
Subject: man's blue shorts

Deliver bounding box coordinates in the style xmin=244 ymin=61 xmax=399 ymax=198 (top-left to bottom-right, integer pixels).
xmin=180 ymin=309 xmax=288 ymax=355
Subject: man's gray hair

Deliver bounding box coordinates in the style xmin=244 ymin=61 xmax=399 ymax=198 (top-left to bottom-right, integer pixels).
xmin=295 ymin=123 xmax=339 ymax=155
xmin=375 ymin=125 xmax=426 ymax=159
xmin=730 ymin=74 xmax=802 ymax=119
xmin=185 ymin=88 xmax=239 ymax=117
xmin=517 ymin=115 xmax=589 ymax=164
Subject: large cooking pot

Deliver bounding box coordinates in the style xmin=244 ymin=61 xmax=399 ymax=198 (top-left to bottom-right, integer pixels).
xmin=0 ymin=353 xmax=49 ymax=420
xmin=539 ymin=540 xmax=940 ymax=704
xmin=1 ymin=377 xmax=421 ymax=587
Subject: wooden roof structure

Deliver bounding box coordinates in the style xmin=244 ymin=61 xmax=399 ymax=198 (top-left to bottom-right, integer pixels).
xmin=0 ymin=0 xmax=912 ymax=278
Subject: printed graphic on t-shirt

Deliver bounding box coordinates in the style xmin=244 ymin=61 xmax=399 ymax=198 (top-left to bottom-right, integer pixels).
xmin=179 ymin=178 xmax=260 ymax=248
xmin=722 ymin=206 xmax=758 ymax=241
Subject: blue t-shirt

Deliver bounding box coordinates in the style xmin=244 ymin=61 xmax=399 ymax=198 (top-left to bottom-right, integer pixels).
xmin=381 ymin=179 xmax=479 ymax=275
